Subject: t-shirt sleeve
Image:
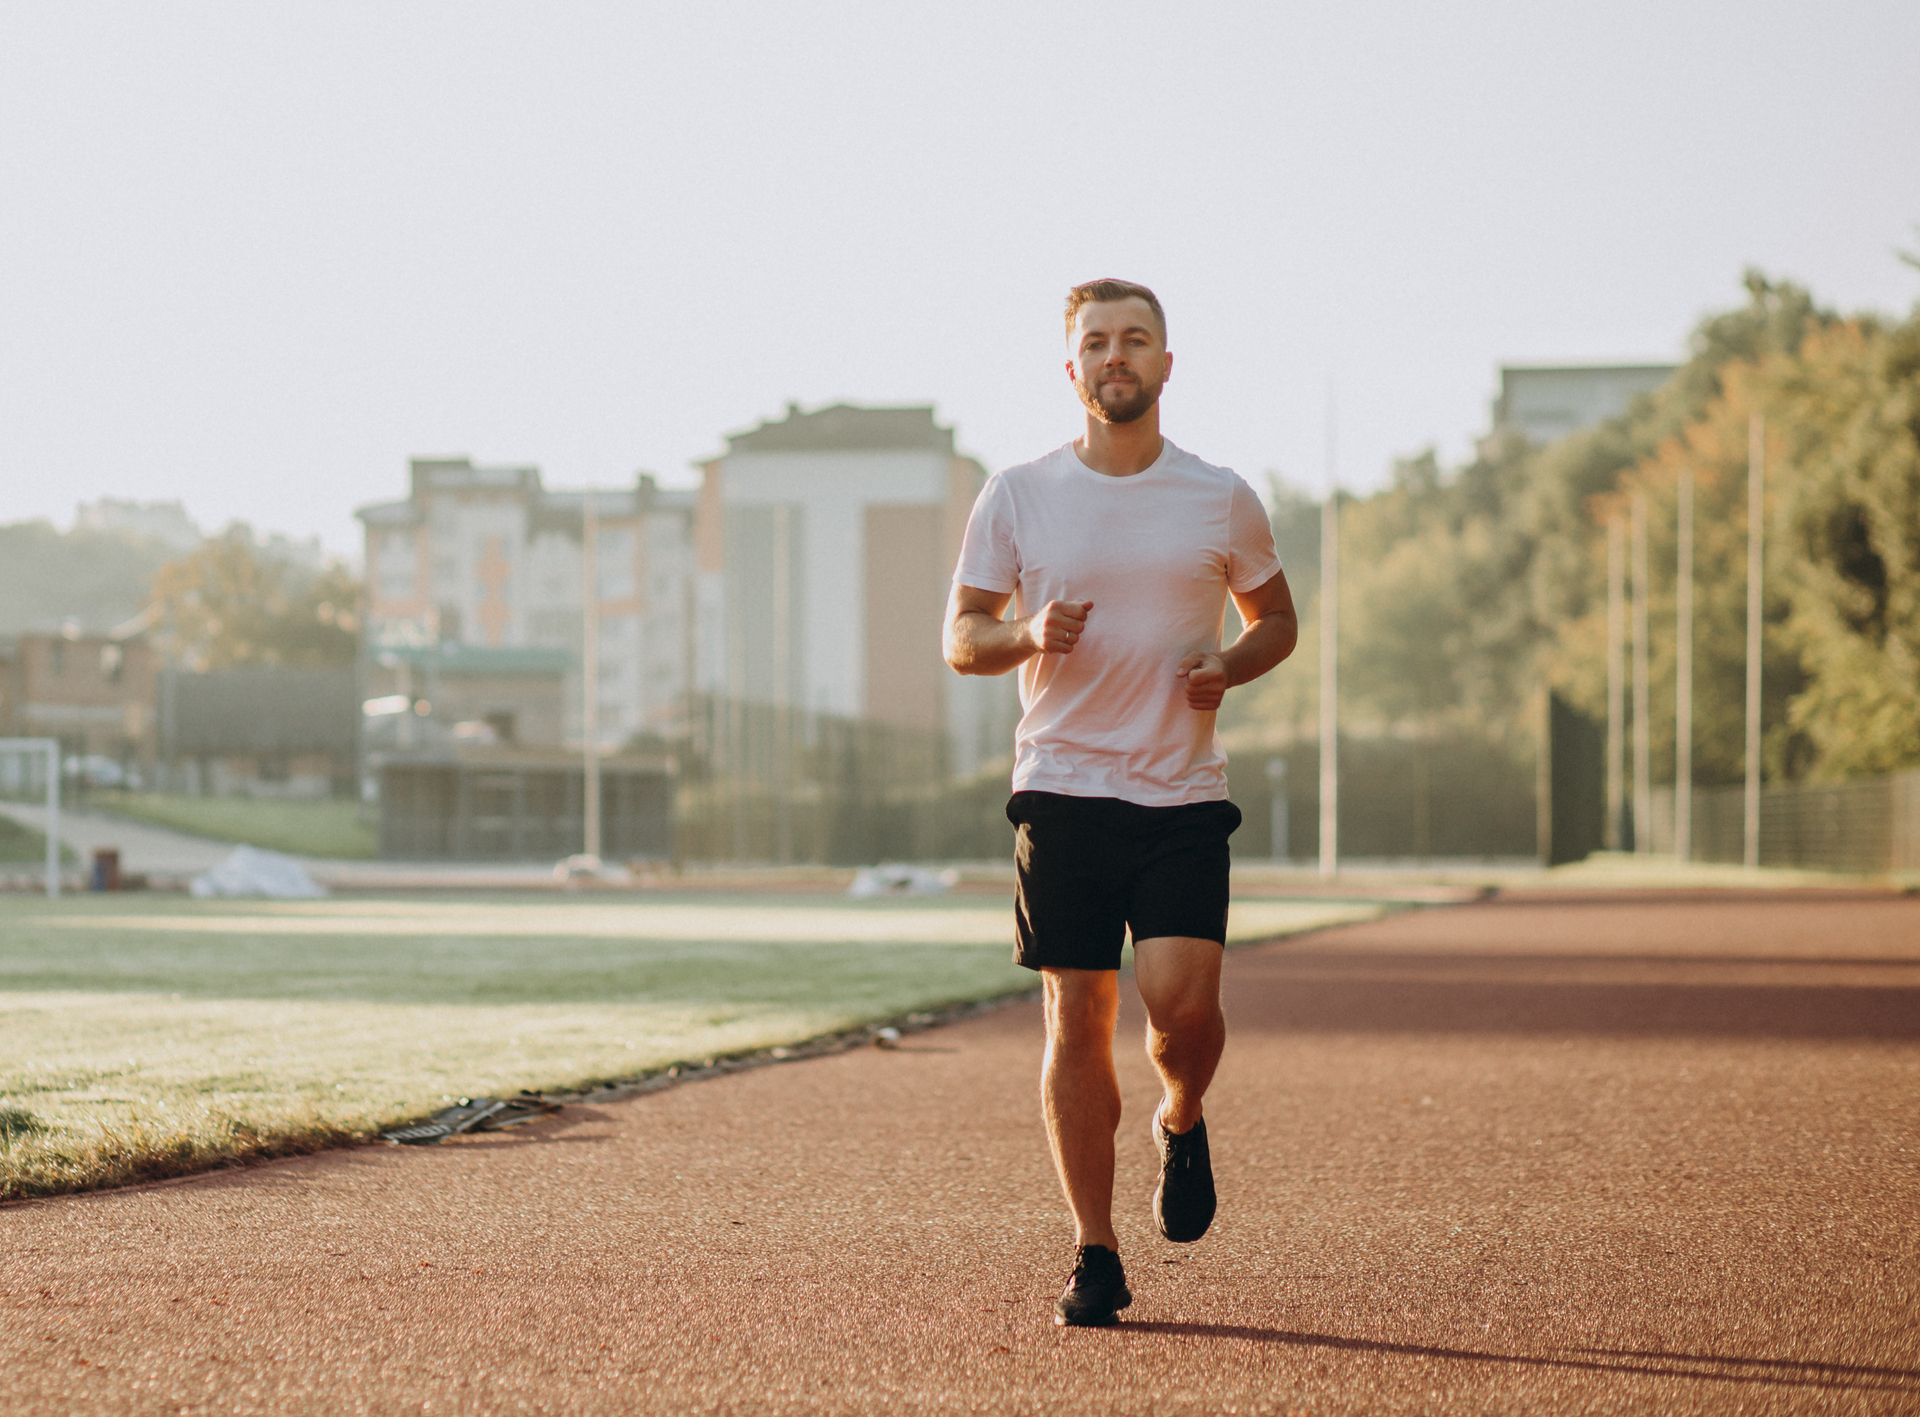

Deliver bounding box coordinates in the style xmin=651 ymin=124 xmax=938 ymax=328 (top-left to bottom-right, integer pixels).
xmin=1225 ymin=474 xmax=1283 ymax=593
xmin=952 ymin=473 xmax=1019 ymax=594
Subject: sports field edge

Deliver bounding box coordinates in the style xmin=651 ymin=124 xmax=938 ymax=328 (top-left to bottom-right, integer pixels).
xmin=0 ymin=905 xmax=1407 ymax=1206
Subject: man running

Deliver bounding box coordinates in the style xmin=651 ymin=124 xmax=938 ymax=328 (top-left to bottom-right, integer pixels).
xmin=942 ymin=278 xmax=1298 ymax=1327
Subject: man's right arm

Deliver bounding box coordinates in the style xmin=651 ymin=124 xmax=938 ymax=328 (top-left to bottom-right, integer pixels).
xmin=943 ymin=584 xmax=1091 ymax=677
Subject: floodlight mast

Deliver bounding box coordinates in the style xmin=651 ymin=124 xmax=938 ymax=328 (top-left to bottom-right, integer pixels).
xmin=0 ymin=739 xmax=60 ymax=898
xmin=1675 ymin=470 xmax=1694 ymax=863
xmin=1604 ymin=517 xmax=1625 ymax=851
xmin=1744 ymin=415 xmax=1764 ymax=869
xmin=1631 ymin=491 xmax=1651 ymax=854
xmin=1318 ymin=390 xmax=1338 ymax=880
xmin=46 ymin=742 xmax=57 ymax=899
xmin=583 ymin=491 xmax=602 ymax=865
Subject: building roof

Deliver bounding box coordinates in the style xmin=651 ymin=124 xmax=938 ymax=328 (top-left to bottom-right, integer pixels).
xmin=542 ymin=481 xmax=696 ymax=518
xmin=410 ymin=457 xmax=542 ymax=497
xmin=355 ymin=464 xmax=691 ymax=530
xmin=1492 ymin=363 xmax=1679 ymax=444
xmin=355 ymin=499 xmax=419 ymax=528
xmin=723 ymin=403 xmax=955 ymax=457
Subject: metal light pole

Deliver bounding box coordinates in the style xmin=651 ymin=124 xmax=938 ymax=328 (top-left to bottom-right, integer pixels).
xmin=1318 ymin=394 xmax=1339 ymax=880
xmin=1267 ymin=755 xmax=1288 ymax=863
xmin=1605 ymin=516 xmax=1625 ymax=852
xmin=45 ymin=742 xmax=58 ymax=898
xmin=1674 ymin=470 xmax=1694 ymax=862
xmin=1631 ymin=492 xmax=1651 ymax=853
xmin=582 ymin=491 xmax=602 ymax=865
xmin=771 ymin=504 xmax=792 ymax=865
xmin=1744 ymin=414 xmax=1764 ymax=869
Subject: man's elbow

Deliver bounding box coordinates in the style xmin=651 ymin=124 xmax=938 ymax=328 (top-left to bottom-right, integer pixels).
xmin=942 ymin=624 xmax=975 ymax=675
xmin=1244 ymin=611 xmax=1298 ymax=677
xmin=1275 ymin=611 xmax=1300 ymax=664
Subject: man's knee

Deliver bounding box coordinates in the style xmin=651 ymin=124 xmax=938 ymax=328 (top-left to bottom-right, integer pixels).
xmin=1144 ymin=990 xmax=1223 ymax=1040
xmin=1043 ymin=969 xmax=1119 ymax=1045
xmin=1133 ymin=936 xmax=1223 ymax=1037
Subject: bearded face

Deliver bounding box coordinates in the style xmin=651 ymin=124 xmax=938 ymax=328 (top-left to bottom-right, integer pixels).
xmin=1066 ymin=297 xmax=1170 ymax=426
xmin=1073 ymin=361 xmax=1166 ymax=425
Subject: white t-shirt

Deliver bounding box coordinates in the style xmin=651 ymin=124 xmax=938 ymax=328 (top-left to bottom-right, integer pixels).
xmin=953 ymin=440 xmax=1282 ymax=807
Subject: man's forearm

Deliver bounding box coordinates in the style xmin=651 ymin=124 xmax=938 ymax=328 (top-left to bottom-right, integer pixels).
xmin=1221 ymin=612 xmax=1298 ymax=688
xmin=946 ymin=611 xmax=1035 ymax=677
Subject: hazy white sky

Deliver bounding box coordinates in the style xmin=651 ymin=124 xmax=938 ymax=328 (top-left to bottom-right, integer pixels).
xmin=2 ymin=2 xmax=1916 ymax=558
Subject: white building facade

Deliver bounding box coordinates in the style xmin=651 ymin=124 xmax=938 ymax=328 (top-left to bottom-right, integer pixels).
xmin=693 ymin=403 xmax=1017 ymax=777
xmin=356 ymin=405 xmax=1016 ymax=776
xmin=356 ymin=459 xmax=695 ymax=749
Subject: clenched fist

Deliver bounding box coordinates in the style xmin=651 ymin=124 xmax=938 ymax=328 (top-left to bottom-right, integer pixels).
xmin=1027 ymin=599 xmax=1092 ymax=655
xmin=1176 ymin=651 xmax=1228 ymax=710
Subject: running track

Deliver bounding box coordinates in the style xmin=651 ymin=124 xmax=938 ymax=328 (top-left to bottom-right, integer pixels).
xmin=5 ymin=890 xmax=1918 ymax=1415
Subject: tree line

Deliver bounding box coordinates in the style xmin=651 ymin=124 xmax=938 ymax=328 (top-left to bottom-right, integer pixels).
xmin=0 ymin=517 xmax=363 ymax=672
xmin=1225 ymin=266 xmax=1920 ymax=788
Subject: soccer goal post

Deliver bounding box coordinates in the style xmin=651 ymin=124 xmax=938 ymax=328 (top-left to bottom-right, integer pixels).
xmin=0 ymin=738 xmax=62 ymax=898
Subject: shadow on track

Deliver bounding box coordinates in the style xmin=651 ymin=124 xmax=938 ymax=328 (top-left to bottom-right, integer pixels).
xmin=1112 ymin=1323 xmax=1920 ymax=1394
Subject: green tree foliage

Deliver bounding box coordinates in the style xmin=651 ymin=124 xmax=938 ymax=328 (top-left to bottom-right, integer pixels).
xmin=1225 ymin=270 xmax=1920 ymax=786
xmin=1768 ymin=314 xmax=1920 ymax=776
xmin=149 ymin=529 xmax=363 ymax=670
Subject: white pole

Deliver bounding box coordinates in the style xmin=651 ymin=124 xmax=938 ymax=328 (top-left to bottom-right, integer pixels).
xmin=45 ymin=741 xmax=60 ymax=899
xmin=583 ymin=491 xmax=602 ymax=864
xmin=1318 ymin=393 xmax=1339 ymax=880
xmin=1631 ymin=492 xmax=1651 ymax=853
xmin=0 ymin=739 xmax=60 ymax=897
xmin=771 ymin=504 xmax=792 ymax=865
xmin=1605 ymin=517 xmax=1625 ymax=852
xmin=1674 ymin=470 xmax=1694 ymax=862
xmin=1267 ymin=755 xmax=1288 ymax=862
xmin=1744 ymin=414 xmax=1764 ymax=869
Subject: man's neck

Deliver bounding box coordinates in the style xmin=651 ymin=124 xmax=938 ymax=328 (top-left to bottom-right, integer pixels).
xmin=1073 ymin=407 xmax=1164 ymax=478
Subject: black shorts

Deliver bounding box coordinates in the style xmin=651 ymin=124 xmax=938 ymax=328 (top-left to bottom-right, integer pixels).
xmin=1006 ymin=790 xmax=1242 ymax=972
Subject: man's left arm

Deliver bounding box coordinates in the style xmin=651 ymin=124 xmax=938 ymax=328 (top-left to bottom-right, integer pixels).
xmin=1175 ymin=568 xmax=1299 ymax=711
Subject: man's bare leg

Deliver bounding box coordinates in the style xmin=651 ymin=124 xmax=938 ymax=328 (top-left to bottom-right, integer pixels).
xmin=1040 ymin=967 xmax=1122 ymax=1250
xmin=1133 ymin=936 xmax=1226 ymax=1134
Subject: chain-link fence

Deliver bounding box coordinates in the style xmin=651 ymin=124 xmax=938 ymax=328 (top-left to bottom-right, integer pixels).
xmin=672 ymin=694 xmax=1012 ymax=864
xmin=1649 ymin=771 xmax=1920 ymax=873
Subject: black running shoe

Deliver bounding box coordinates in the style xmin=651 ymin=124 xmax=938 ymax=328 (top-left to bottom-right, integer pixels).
xmin=1053 ymin=1245 xmax=1132 ymax=1327
xmin=1153 ymin=1115 xmax=1217 ymax=1243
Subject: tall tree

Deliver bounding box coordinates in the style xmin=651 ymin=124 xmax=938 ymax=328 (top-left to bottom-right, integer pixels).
xmin=148 ymin=528 xmax=362 ymax=670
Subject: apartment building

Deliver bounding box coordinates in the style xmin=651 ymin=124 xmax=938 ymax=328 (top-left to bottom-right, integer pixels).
xmin=0 ymin=631 xmax=158 ymax=766
xmin=355 ymin=458 xmax=696 ymax=749
xmin=692 ymin=402 xmax=1016 ymax=775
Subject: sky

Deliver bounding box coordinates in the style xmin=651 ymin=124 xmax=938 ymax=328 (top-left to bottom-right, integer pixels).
xmin=2 ymin=1 xmax=1916 ymax=560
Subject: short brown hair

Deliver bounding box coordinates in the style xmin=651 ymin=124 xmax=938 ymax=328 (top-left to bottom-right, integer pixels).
xmin=1064 ymin=278 xmax=1166 ymax=343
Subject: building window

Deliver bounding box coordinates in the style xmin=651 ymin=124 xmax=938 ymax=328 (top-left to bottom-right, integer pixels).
xmin=378 ymin=532 xmax=418 ymax=597
xmin=49 ymin=643 xmax=65 ymax=675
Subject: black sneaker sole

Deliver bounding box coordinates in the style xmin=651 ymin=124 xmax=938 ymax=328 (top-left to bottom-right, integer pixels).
xmin=1053 ymin=1287 xmax=1133 ymax=1327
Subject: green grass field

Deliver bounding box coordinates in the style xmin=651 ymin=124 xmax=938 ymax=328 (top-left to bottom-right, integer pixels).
xmin=0 ymin=892 xmax=1379 ymax=1200
xmin=90 ymin=792 xmax=378 ymax=859
xmin=0 ymin=814 xmax=76 ymax=866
